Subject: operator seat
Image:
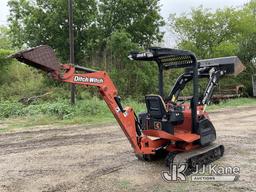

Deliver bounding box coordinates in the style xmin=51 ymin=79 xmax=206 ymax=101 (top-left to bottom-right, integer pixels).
xmin=145 ymin=95 xmax=171 ymax=133
xmin=145 ymin=95 xmax=168 ymax=119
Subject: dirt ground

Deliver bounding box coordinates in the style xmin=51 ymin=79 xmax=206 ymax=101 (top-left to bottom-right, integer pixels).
xmin=0 ymin=106 xmax=255 ymax=192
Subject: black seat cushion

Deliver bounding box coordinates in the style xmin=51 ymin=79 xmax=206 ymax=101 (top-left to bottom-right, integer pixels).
xmin=145 ymin=95 xmax=167 ymax=119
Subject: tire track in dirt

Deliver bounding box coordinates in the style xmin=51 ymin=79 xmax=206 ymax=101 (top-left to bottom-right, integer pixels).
xmin=0 ymin=131 xmax=121 ymax=155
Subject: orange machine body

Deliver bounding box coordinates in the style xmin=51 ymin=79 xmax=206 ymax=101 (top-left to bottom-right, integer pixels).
xmin=58 ymin=64 xmax=203 ymax=155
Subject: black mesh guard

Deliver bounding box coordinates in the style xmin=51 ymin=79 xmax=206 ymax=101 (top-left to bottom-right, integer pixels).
xmin=149 ymin=47 xmax=195 ymax=69
xmin=9 ymin=45 xmax=61 ymax=73
xmin=128 ymin=47 xmax=196 ymax=69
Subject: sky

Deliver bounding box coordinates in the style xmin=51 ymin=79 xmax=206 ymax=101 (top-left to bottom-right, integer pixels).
xmin=160 ymin=0 xmax=250 ymax=46
xmin=0 ymin=0 xmax=251 ymax=46
xmin=0 ymin=0 xmax=250 ymax=25
xmin=160 ymin=0 xmax=249 ymax=19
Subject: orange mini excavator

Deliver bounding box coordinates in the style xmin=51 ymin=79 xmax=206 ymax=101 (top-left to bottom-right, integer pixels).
xmin=10 ymin=45 xmax=245 ymax=174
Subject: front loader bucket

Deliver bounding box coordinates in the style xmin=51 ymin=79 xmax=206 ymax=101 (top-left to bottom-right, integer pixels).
xmin=198 ymin=56 xmax=246 ymax=76
xmin=9 ymin=45 xmax=61 ymax=73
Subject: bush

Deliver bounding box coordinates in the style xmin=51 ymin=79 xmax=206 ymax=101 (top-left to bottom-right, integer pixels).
xmin=0 ymin=97 xmax=107 ymax=119
xmin=0 ymin=101 xmax=24 ymax=118
xmin=0 ymin=96 xmax=145 ymax=121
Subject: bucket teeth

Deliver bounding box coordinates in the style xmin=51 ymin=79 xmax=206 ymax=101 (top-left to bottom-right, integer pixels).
xmin=9 ymin=45 xmax=61 ymax=73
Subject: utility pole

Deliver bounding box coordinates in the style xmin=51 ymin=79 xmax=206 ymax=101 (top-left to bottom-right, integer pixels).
xmin=68 ymin=0 xmax=76 ymax=104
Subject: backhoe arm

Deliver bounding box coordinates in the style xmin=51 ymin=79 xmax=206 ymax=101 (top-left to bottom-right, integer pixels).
xmin=59 ymin=64 xmax=142 ymax=153
xmin=9 ymin=45 xmax=143 ymax=154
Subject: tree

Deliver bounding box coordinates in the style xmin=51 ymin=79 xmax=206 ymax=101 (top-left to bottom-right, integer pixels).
xmin=169 ymin=6 xmax=240 ymax=59
xmin=236 ymin=1 xmax=256 ymax=62
xmin=0 ymin=25 xmax=14 ymax=82
xmin=98 ymin=0 xmax=164 ymax=48
xmin=8 ymin=0 xmax=164 ymax=64
xmin=106 ymin=31 xmax=158 ymax=97
xmin=7 ymin=0 xmax=165 ymax=98
xmin=169 ymin=3 xmax=256 ymax=95
xmin=8 ymin=0 xmax=98 ymax=62
xmin=0 ymin=26 xmax=13 ymax=50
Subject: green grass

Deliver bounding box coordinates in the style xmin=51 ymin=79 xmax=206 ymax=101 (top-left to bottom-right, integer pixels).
xmin=0 ymin=97 xmax=255 ymax=133
xmin=118 ymin=180 xmax=132 ymax=190
xmin=207 ymin=98 xmax=256 ymax=111
xmin=0 ymin=97 xmax=145 ymax=132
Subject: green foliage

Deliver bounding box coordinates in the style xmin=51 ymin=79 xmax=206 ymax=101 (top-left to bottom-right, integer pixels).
xmin=8 ymin=0 xmax=164 ymax=62
xmin=169 ymin=3 xmax=256 ymax=95
xmin=98 ymin=0 xmax=164 ymax=47
xmin=235 ymin=1 xmax=256 ymax=94
xmin=0 ymin=97 xmax=146 ymax=123
xmin=169 ymin=6 xmax=240 ymax=59
xmin=208 ymin=98 xmax=256 ymax=111
xmin=0 ymin=26 xmax=13 ymax=49
xmin=106 ymin=31 xmax=158 ymax=98
xmin=0 ymin=101 xmax=24 ymax=118
xmin=8 ymin=0 xmax=98 ymax=61
xmin=0 ymin=60 xmax=45 ymax=100
xmin=6 ymin=0 xmax=164 ymax=100
xmin=0 ymin=49 xmax=13 ymax=67
xmin=0 ymin=48 xmax=15 ymax=83
xmin=0 ymin=99 xmax=92 ymax=119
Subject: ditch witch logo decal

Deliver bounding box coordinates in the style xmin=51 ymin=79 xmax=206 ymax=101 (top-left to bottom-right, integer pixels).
xmin=73 ymin=76 xmax=104 ymax=84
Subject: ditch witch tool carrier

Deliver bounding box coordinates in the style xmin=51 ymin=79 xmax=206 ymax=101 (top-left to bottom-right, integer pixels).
xmin=10 ymin=46 xmax=245 ymax=174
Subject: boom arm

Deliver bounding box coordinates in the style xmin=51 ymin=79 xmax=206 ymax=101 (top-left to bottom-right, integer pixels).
xmin=202 ymin=69 xmax=224 ymax=105
xmin=57 ymin=65 xmax=143 ymax=154
xmin=167 ymin=68 xmax=224 ymax=105
xmin=167 ymin=56 xmax=246 ymax=105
